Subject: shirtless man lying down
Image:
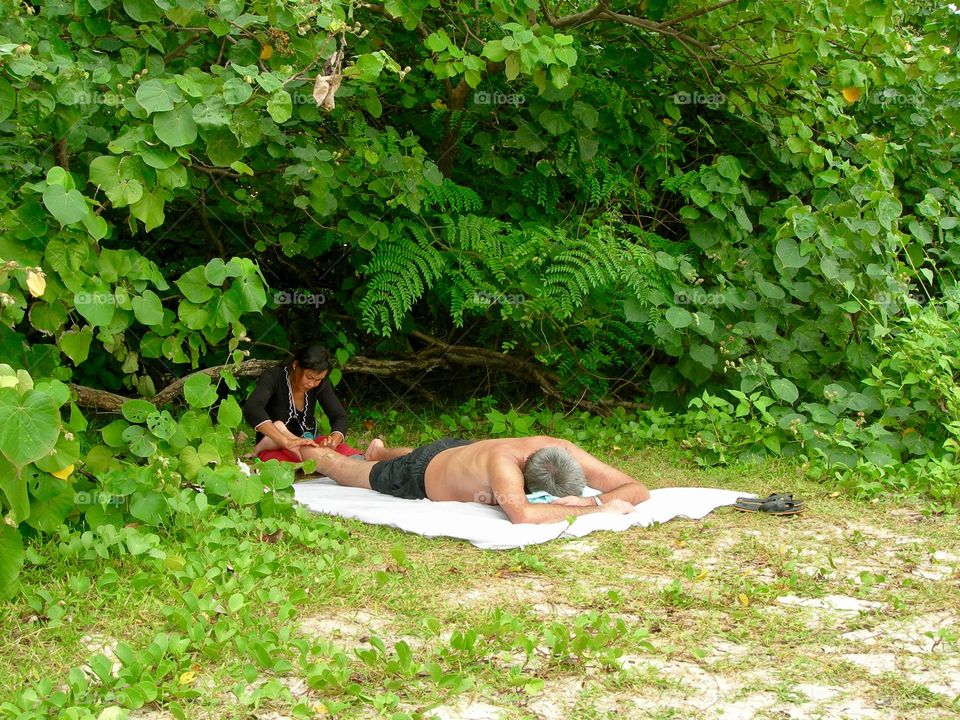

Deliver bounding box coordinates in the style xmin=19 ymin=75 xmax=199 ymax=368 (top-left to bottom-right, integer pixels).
xmin=308 ymin=436 xmax=650 ymax=524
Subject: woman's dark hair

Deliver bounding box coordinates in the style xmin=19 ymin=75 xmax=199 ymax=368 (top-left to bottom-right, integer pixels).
xmin=290 ymin=344 xmax=332 ymax=372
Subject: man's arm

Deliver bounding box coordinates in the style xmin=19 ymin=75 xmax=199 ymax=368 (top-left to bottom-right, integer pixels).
xmin=489 ymin=459 xmax=634 ymax=524
xmin=557 ymin=440 xmax=650 ymax=505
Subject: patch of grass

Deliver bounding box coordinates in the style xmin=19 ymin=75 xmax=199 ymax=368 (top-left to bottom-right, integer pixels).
xmin=2 ymin=442 xmax=960 ymax=719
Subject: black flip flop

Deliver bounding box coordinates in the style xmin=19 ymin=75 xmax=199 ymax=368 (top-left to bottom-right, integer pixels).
xmin=734 ymin=492 xmax=793 ymax=508
xmin=734 ymin=497 xmax=805 ymax=515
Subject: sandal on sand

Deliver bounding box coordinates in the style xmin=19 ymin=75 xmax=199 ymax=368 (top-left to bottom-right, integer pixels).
xmin=734 ymin=496 xmax=805 ymax=515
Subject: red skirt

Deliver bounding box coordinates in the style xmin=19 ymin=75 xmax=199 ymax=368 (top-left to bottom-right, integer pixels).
xmin=257 ymin=435 xmax=362 ymax=463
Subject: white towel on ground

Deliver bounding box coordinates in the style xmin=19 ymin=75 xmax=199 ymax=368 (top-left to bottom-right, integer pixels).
xmin=293 ymin=478 xmax=749 ymax=550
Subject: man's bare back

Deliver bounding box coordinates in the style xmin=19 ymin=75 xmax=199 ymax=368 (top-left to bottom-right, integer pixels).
xmin=424 ymin=437 xmax=531 ymax=503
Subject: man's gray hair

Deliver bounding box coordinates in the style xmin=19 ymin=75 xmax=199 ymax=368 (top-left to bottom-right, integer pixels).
xmin=523 ymin=446 xmax=587 ymax=497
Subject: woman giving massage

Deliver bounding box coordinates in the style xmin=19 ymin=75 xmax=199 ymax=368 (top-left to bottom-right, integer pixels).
xmin=243 ymin=344 xmax=368 ymax=463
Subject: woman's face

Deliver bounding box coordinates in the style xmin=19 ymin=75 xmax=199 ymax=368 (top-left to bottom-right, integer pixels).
xmin=292 ymin=362 xmax=328 ymax=390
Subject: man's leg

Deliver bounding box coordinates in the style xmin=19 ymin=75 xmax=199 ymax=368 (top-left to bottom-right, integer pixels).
xmin=365 ymin=438 xmax=413 ymax=461
xmin=302 ymin=447 xmax=376 ymax=489
xmin=253 ymin=421 xmax=299 ymax=455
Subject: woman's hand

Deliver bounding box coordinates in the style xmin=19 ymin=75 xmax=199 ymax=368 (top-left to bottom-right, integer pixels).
xmin=282 ymin=437 xmax=319 ymax=450
xmin=318 ymin=431 xmax=344 ymax=449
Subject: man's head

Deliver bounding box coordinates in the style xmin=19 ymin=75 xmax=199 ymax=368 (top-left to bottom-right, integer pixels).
xmin=523 ymin=446 xmax=587 ymax=497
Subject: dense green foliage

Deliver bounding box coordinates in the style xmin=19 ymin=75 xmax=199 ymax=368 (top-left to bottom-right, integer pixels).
xmin=1 ymin=0 xmax=960 ymax=598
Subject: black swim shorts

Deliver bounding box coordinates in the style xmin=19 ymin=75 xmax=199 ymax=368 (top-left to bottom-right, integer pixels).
xmin=368 ymin=438 xmax=472 ymax=500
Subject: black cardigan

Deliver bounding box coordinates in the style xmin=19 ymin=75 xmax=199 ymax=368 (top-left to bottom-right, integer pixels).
xmin=243 ymin=365 xmax=349 ymax=440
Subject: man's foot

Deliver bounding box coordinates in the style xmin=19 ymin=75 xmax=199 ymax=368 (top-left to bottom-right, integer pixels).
xmin=365 ymin=438 xmax=385 ymax=461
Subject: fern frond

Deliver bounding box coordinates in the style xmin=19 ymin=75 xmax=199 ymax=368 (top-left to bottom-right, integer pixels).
xmin=358 ymin=220 xmax=448 ymax=335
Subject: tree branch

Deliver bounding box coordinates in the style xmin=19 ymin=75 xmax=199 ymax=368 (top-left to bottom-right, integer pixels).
xmin=54 ymin=138 xmax=69 ymax=171
xmin=539 ymin=0 xmax=609 ymax=29
xmin=190 ymin=164 xmax=241 ymax=178
xmin=195 ymin=202 xmax=227 ymax=259
xmin=71 ymin=334 xmax=646 ymax=415
xmin=164 ymin=32 xmax=202 ymax=63
xmin=660 ymin=0 xmax=740 ymax=28
xmin=538 ymin=0 xmax=733 ymax=59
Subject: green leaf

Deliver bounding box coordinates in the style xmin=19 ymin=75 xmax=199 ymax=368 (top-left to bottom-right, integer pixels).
xmin=505 ymin=53 xmax=520 ymax=81
xmin=193 ymin=96 xmax=231 ymax=127
xmin=0 ymin=456 xmax=29 ymax=523
xmin=775 ymin=238 xmax=808 ymax=269
xmin=122 ymin=426 xmax=157 ymax=458
xmin=217 ymin=395 xmax=242 ymax=429
xmin=876 ymin=194 xmax=902 ymax=229
xmin=183 ymin=374 xmax=219 ymax=408
xmin=550 ymin=66 xmax=570 ymax=89
xmin=153 ymin=105 xmax=198 ymax=148
xmin=226 ymin=592 xmax=247 ymax=614
xmin=89 ymin=155 xmax=144 ymax=208
xmin=362 ymin=94 xmax=383 ymax=118
xmin=815 ymin=169 xmax=840 ymax=186
xmin=205 ymin=128 xmax=244 ymax=167
xmin=0 ymin=77 xmax=15 ymax=124
xmin=122 ymin=399 xmax=157 ymax=423
xmin=733 ymin=206 xmax=753 ymax=232
xmin=424 ymin=31 xmax=448 ymax=53
xmin=256 ymin=72 xmax=283 ymax=94
xmin=178 ymin=300 xmax=211 ymax=329
xmin=423 ymin=163 xmax=443 ymax=186
xmin=130 ymin=491 xmax=167 ymax=525
xmin=689 ymin=188 xmax=711 ymax=207
xmin=771 ymin=378 xmax=799 ymax=404
xmin=756 ymin=276 xmax=786 ymax=300
xmin=236 ymin=277 xmax=266 ymax=311
xmin=74 ymin=288 xmax=116 ymax=327
xmin=125 ymin=532 xmax=153 ymax=556
xmin=665 ymin=306 xmax=693 ymax=329
xmin=43 ymin=184 xmax=88 ymax=226
xmin=140 ymin=146 xmax=178 ymax=170
xmin=205 ymin=258 xmax=228 ymax=285
xmin=0 ymin=388 xmax=60 ymax=468
xmin=147 ymin=410 xmax=177 ymax=440
xmin=25 ymin=475 xmax=73 ymax=532
xmin=572 ymin=102 xmax=598 ymax=129
xmin=122 ymin=0 xmax=163 ymax=23
xmin=0 ymin=524 xmax=24 ymax=601
xmin=230 ymin=473 xmax=264 ymax=506
xmin=716 ymin=155 xmax=742 ymax=181
xmin=176 ymin=266 xmax=215 ymax=303
xmin=60 ymin=327 xmax=94 ymax=364
xmin=554 ymin=45 xmax=577 ymax=66
xmin=135 ymin=79 xmax=183 ymax=113
xmin=230 ymin=160 xmax=254 ymax=176
xmin=101 ymin=420 xmax=128 ymax=448
xmin=132 ymin=289 xmax=164 ymax=325
xmin=481 ymin=40 xmax=508 ymax=62
xmin=130 ymin=189 xmax=165 ymax=232
xmin=690 ymin=344 xmax=717 ymax=368
xmin=538 ymin=110 xmax=571 ymax=135
xmin=223 ymin=78 xmax=253 ymax=105
xmin=259 ymin=460 xmax=295 ymax=490
xmin=266 ymin=89 xmax=292 ymax=123
xmin=791 ymin=210 xmax=818 ymax=240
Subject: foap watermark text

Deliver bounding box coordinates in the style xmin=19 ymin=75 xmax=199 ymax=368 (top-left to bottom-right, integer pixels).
xmin=473 ymin=90 xmax=525 ymax=107
xmin=274 ymin=290 xmax=326 ymax=307
xmin=673 ymin=91 xmax=725 ymax=108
